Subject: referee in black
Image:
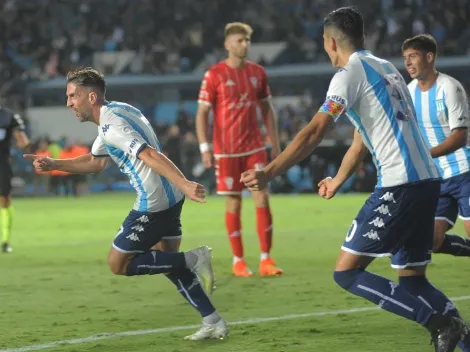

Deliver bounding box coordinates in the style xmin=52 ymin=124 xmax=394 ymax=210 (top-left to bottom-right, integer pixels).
xmin=0 ymin=106 xmax=30 ymax=253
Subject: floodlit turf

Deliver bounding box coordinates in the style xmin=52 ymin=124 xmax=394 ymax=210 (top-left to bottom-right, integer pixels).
xmin=0 ymin=193 xmax=469 ymax=352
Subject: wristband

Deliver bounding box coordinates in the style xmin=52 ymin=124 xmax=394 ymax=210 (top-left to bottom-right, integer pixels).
xmin=199 ymin=143 xmax=211 ymax=153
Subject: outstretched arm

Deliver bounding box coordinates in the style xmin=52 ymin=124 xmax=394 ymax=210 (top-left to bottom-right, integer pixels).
xmin=24 ymin=153 xmax=108 ymax=174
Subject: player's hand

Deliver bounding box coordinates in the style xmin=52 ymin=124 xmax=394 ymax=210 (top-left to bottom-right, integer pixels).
xmin=317 ymin=177 xmax=339 ymax=200
xmin=202 ymin=151 xmax=214 ymax=168
xmin=23 ymin=154 xmax=57 ymax=172
xmin=240 ymin=169 xmax=268 ymax=191
xmin=182 ymin=181 xmax=207 ymax=203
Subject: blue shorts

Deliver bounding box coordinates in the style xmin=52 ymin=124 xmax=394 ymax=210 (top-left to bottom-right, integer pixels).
xmin=436 ymin=172 xmax=470 ymax=228
xmin=341 ymin=180 xmax=440 ymax=269
xmin=113 ymin=199 xmax=184 ymax=253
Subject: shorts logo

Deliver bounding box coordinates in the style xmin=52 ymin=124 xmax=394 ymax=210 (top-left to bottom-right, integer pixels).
xmin=131 ymin=225 xmax=145 ymax=232
xmin=363 ymin=230 xmax=380 ymax=241
xmin=379 ymin=192 xmax=396 ymax=203
xmin=126 ymin=233 xmax=140 ymax=242
xmin=137 ymin=215 xmax=149 ymax=223
xmin=225 ymin=177 xmax=234 ymax=190
xmin=374 ymin=205 xmax=391 ymax=216
xmin=368 ymin=217 xmax=385 ymax=228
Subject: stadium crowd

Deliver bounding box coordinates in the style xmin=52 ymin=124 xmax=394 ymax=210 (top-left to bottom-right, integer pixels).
xmin=2 ymin=0 xmax=470 ymax=195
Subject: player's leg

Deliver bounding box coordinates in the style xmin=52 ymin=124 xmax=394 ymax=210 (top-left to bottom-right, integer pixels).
xmin=158 ymin=238 xmax=229 ymax=340
xmin=335 ymin=182 xmax=466 ymax=349
xmin=216 ymin=156 xmax=251 ymax=276
xmin=391 ymin=180 xmax=468 ymax=349
xmin=108 ymin=205 xmax=213 ymax=293
xmin=0 ymin=162 xmax=13 ymax=253
xmin=433 ymin=181 xmax=470 ymax=256
xmin=248 ymin=151 xmax=282 ymax=276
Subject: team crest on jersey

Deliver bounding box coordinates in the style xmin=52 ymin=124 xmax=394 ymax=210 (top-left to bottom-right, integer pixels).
xmin=225 ymin=177 xmax=234 ymax=190
xmin=250 ymin=76 xmax=257 ymax=88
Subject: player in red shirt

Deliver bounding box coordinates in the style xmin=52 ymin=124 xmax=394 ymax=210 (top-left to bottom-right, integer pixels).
xmin=196 ymin=22 xmax=282 ymax=277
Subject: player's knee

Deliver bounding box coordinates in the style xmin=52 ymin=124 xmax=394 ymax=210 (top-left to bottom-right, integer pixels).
xmin=226 ymin=195 xmax=242 ymax=213
xmin=333 ymin=268 xmax=363 ymax=291
xmin=107 ymin=258 xmax=127 ymax=275
xmin=252 ymin=190 xmax=269 ymax=208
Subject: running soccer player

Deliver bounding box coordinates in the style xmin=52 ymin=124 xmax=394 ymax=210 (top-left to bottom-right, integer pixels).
xmin=196 ymin=22 xmax=282 ymax=277
xmin=0 ymin=106 xmax=30 ymax=253
xmin=24 ymin=67 xmax=229 ymax=340
xmin=403 ymin=34 xmax=470 ymax=257
xmin=241 ymin=7 xmax=468 ymax=351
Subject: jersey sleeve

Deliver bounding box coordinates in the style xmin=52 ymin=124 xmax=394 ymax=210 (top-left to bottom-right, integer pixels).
xmin=198 ymin=70 xmax=216 ymax=107
xmin=9 ymin=113 xmax=25 ymax=131
xmin=101 ymin=116 xmax=148 ymax=158
xmin=445 ymin=80 xmax=469 ymax=130
xmin=259 ymin=68 xmax=272 ymax=101
xmin=318 ymin=69 xmax=361 ymax=122
xmin=91 ymin=136 xmax=108 ymax=157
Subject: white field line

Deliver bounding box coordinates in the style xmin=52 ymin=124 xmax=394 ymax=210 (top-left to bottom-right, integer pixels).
xmin=2 ymin=295 xmax=470 ymax=352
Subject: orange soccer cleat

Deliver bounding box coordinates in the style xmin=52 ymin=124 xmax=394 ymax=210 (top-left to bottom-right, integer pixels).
xmin=232 ymin=259 xmax=253 ymax=277
xmin=259 ymin=258 xmax=283 ymax=276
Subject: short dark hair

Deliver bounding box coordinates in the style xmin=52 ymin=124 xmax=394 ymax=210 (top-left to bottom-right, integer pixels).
xmin=402 ymin=34 xmax=438 ymax=56
xmin=66 ymin=67 xmax=106 ymax=94
xmin=324 ymin=6 xmax=364 ymax=49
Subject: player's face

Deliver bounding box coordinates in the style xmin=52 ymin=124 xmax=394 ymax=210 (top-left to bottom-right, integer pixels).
xmin=225 ymin=34 xmax=250 ymax=59
xmin=66 ymin=83 xmax=93 ymax=122
xmin=323 ymin=31 xmax=339 ymax=68
xmin=403 ymin=48 xmax=433 ymax=80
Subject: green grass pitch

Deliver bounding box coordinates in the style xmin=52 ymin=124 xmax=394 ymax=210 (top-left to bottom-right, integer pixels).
xmin=0 ymin=193 xmax=469 ymax=352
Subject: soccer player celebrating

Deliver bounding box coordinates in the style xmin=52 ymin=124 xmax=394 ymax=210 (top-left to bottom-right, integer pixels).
xmin=24 ymin=68 xmax=229 ymax=340
xmin=196 ymin=22 xmax=282 ymax=277
xmin=403 ymin=34 xmax=470 ymax=258
xmin=241 ymin=7 xmax=468 ymax=351
xmin=0 ymin=106 xmax=30 ymax=253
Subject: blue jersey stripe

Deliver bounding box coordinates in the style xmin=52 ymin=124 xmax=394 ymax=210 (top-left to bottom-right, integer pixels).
xmin=361 ymin=60 xmax=419 ymax=183
xmin=112 ymin=110 xmax=177 ymax=207
xmin=106 ymin=145 xmax=148 ymax=211
xmin=429 ymin=86 xmax=460 ymax=176
xmin=415 ymin=86 xmax=444 ymax=176
xmin=348 ymin=109 xmax=383 ymax=187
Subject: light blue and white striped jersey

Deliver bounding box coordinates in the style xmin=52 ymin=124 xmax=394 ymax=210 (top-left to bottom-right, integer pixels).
xmin=408 ymin=73 xmax=470 ymax=179
xmin=320 ymin=50 xmax=439 ymax=188
xmin=91 ymin=101 xmax=184 ymax=212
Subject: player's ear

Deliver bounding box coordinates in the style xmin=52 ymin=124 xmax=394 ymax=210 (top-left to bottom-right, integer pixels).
xmin=426 ymin=52 xmax=434 ymax=63
xmin=89 ymin=91 xmax=97 ymax=105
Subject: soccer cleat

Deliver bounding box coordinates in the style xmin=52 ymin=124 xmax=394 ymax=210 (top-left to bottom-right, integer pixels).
xmin=259 ymin=258 xmax=283 ymax=276
xmin=232 ymin=260 xmax=253 ymax=277
xmin=184 ymin=318 xmax=229 ymax=340
xmin=2 ymin=242 xmax=12 ymax=253
xmin=427 ymin=314 xmax=469 ymax=352
xmin=187 ymin=246 xmax=215 ymax=295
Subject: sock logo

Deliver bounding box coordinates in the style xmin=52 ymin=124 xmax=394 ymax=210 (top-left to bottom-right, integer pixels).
xmin=389 ymin=282 xmax=398 ymax=295
xmin=229 ymin=231 xmax=241 ymax=238
xmin=443 ymin=302 xmax=456 ymax=315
